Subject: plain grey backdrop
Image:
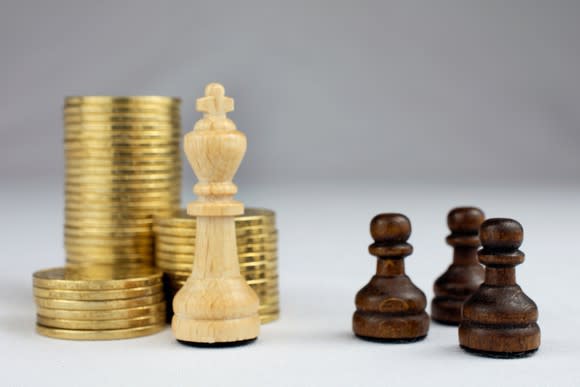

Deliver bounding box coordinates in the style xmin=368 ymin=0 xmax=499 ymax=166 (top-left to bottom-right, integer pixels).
xmin=1 ymin=0 xmax=579 ymax=184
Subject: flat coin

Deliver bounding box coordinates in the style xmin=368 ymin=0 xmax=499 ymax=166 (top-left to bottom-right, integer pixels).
xmin=65 ymin=261 xmax=154 ymax=270
xmin=153 ymin=233 xmax=277 ymax=246
xmin=155 ymin=250 xmax=277 ymax=262
xmin=65 ymin=96 xmax=179 ymax=105
xmin=153 ymin=208 xmax=275 ymax=228
xmin=33 ymin=283 xmax=163 ymax=301
xmin=152 ymin=226 xmax=277 ymax=238
xmin=65 ymin=190 xmax=180 ymax=200
xmin=35 ymin=293 xmax=164 ymax=310
xmin=65 ymin=246 xmax=153 ymax=256
xmin=64 ymin=112 xmax=180 ymax=119
xmin=65 ymin=211 xmax=174 ymax=221
xmin=64 ymin=225 xmax=153 ymax=236
xmin=65 ymin=202 xmax=180 ymax=212
xmin=36 ymin=314 xmax=165 ymax=330
xmin=154 ymin=242 xmax=277 ymax=255
xmin=260 ymin=313 xmax=279 ymax=324
xmin=36 ymin=323 xmax=165 ymax=340
xmin=36 ymin=301 xmax=166 ymax=320
xmin=65 ymin=125 xmax=180 ymax=134
xmin=64 ymin=235 xmax=153 ymax=246
xmin=64 ymin=230 xmax=152 ymax=240
xmin=64 ymin=105 xmax=179 ymax=114
xmin=33 ymin=267 xmax=162 ymax=290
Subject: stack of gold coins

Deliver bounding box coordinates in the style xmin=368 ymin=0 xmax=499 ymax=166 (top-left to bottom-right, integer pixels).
xmin=64 ymin=96 xmax=182 ymax=267
xmin=153 ymin=208 xmax=280 ymax=324
xmin=33 ymin=266 xmax=166 ymax=340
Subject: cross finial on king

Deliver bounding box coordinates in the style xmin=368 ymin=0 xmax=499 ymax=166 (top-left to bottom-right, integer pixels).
xmin=196 ymin=82 xmax=234 ymax=117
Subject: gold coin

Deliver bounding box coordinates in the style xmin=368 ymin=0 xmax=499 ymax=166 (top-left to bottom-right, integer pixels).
xmin=260 ymin=313 xmax=279 ymax=324
xmin=65 ymin=202 xmax=180 ymax=212
xmin=65 ymin=261 xmax=154 ymax=270
xmin=152 ymin=226 xmax=277 ymax=238
xmin=65 ymin=126 xmax=179 ymax=135
xmin=154 ymin=241 xmax=277 ymax=254
xmin=153 ymin=233 xmax=277 ymax=246
xmin=64 ymin=111 xmax=180 ymax=119
xmin=65 ymin=191 xmax=180 ymax=201
xmin=36 ymin=301 xmax=166 ymax=320
xmin=65 ymin=96 xmax=179 ymax=105
xmin=64 ymin=230 xmax=152 ymax=240
xmin=154 ymin=259 xmax=277 ymax=273
xmin=37 ymin=313 xmax=165 ymax=330
xmin=65 ymin=246 xmax=153 ymax=257
xmin=34 ymin=283 xmax=163 ymax=301
xmin=33 ymin=266 xmax=162 ymax=290
xmin=65 ymin=256 xmax=154 ymax=265
xmin=154 ymin=208 xmax=275 ymax=228
xmin=64 ymin=105 xmax=179 ymax=114
xmin=155 ymin=250 xmax=278 ymax=264
xmin=65 ymin=181 xmax=180 ymax=191
xmin=64 ymin=235 xmax=152 ymax=246
xmin=35 ymin=293 xmax=164 ymax=310
xmin=65 ymin=211 xmax=174 ymax=222
xmin=36 ymin=323 xmax=165 ymax=340
xmin=64 ymin=140 xmax=180 ymax=150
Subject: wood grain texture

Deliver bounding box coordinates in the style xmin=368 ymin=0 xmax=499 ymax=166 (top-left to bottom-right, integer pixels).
xmin=431 ymin=207 xmax=485 ymax=325
xmin=459 ymin=218 xmax=540 ymax=358
xmin=172 ymin=83 xmax=260 ymax=345
xmin=353 ymin=213 xmax=429 ymax=342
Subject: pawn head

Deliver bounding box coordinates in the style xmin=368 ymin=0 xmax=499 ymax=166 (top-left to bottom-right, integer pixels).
xmin=447 ymin=207 xmax=485 ymax=234
xmin=480 ymin=218 xmax=523 ymax=250
xmin=370 ymin=213 xmax=411 ymax=243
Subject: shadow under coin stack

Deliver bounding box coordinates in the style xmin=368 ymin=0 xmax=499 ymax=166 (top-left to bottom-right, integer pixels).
xmin=32 ymin=96 xmax=182 ymax=340
xmin=153 ymin=208 xmax=280 ymax=324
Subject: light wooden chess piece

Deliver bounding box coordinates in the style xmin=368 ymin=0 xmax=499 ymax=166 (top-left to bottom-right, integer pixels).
xmin=172 ymin=83 xmax=260 ymax=346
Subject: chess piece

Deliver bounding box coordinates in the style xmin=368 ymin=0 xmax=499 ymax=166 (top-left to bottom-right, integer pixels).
xmin=431 ymin=207 xmax=485 ymax=325
xmin=172 ymin=83 xmax=260 ymax=346
xmin=353 ymin=213 xmax=429 ymax=342
xmin=459 ymin=218 xmax=540 ymax=358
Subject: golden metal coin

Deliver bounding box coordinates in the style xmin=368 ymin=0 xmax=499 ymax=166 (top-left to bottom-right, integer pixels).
xmin=64 ymin=230 xmax=152 ymax=240
xmin=65 ymin=190 xmax=180 ymax=201
xmin=64 ymin=104 xmax=179 ymax=114
xmin=154 ymin=259 xmax=277 ymax=274
xmin=153 ymin=233 xmax=277 ymax=246
xmin=65 ymin=211 xmax=174 ymax=222
xmin=34 ymin=283 xmax=163 ymax=301
xmin=37 ymin=313 xmax=165 ymax=330
xmin=64 ymin=235 xmax=153 ymax=246
xmin=65 ymin=96 xmax=179 ymax=105
xmin=65 ymin=256 xmax=154 ymax=265
xmin=36 ymin=323 xmax=165 ymax=340
xmin=154 ymin=241 xmax=277 ymax=254
xmin=35 ymin=293 xmax=164 ymax=310
xmin=64 ymin=111 xmax=180 ymax=119
xmin=33 ymin=266 xmax=162 ymax=290
xmin=260 ymin=313 xmax=279 ymax=324
xmin=36 ymin=301 xmax=166 ymax=320
xmin=154 ymin=250 xmax=278 ymax=264
xmin=154 ymin=208 xmax=275 ymax=228
xmin=64 ymin=225 xmax=154 ymax=236
xmin=65 ymin=246 xmax=153 ymax=258
xmin=153 ymin=226 xmax=277 ymax=238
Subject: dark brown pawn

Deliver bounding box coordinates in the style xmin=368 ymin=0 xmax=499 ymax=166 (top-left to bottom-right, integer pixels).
xmin=459 ymin=218 xmax=541 ymax=358
xmin=431 ymin=207 xmax=485 ymax=325
xmin=353 ymin=213 xmax=429 ymax=343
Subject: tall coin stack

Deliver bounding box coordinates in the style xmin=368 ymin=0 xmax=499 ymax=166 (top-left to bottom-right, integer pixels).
xmin=64 ymin=96 xmax=182 ymax=267
xmin=32 ymin=96 xmax=182 ymax=340
xmin=153 ymin=208 xmax=280 ymax=324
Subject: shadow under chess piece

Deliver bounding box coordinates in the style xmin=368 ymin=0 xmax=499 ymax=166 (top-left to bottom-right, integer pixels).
xmin=459 ymin=218 xmax=541 ymax=358
xmin=353 ymin=213 xmax=429 ymax=343
xmin=431 ymin=207 xmax=485 ymax=325
xmin=172 ymin=83 xmax=260 ymax=346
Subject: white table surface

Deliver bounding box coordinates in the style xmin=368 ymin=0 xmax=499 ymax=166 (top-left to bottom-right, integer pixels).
xmin=1 ymin=180 xmax=579 ymax=386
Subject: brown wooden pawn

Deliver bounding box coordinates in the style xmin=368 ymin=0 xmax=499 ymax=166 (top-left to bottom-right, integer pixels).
xmin=459 ymin=218 xmax=541 ymax=358
xmin=431 ymin=207 xmax=485 ymax=325
xmin=353 ymin=213 xmax=429 ymax=342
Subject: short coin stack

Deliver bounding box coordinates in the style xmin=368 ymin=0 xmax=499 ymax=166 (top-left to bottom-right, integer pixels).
xmin=64 ymin=96 xmax=182 ymax=267
xmin=154 ymin=208 xmax=280 ymax=324
xmin=33 ymin=266 xmax=166 ymax=340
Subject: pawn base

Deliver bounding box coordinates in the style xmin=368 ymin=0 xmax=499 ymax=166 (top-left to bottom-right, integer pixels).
xmin=355 ymin=334 xmax=426 ymax=344
xmin=460 ymin=345 xmax=538 ymax=359
xmin=353 ymin=311 xmax=430 ymax=342
xmin=172 ymin=314 xmax=260 ymax=345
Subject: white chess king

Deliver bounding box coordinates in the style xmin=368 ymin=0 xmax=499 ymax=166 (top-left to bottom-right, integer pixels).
xmin=171 ymin=83 xmax=260 ymax=345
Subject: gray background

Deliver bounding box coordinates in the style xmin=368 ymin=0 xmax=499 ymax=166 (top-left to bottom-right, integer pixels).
xmin=1 ymin=0 xmax=579 ymax=184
